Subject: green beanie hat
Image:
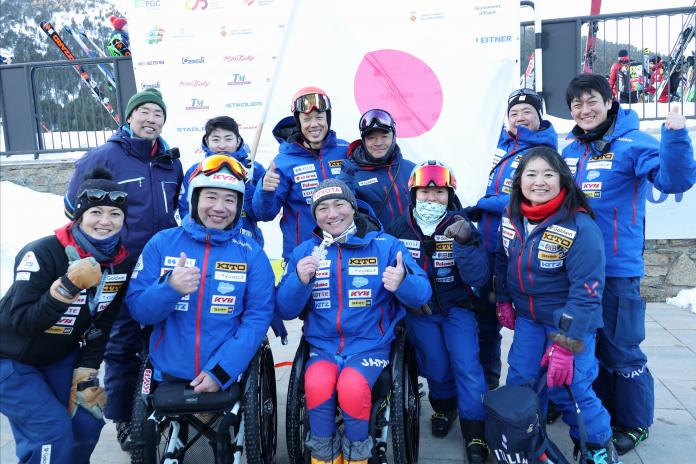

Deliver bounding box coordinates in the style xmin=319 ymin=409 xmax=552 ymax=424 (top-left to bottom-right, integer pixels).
xmin=125 ymin=88 xmax=167 ymax=121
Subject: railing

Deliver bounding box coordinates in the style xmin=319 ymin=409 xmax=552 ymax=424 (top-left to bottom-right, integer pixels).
xmin=521 ymin=6 xmax=696 ymax=120
xmin=0 ymin=56 xmax=136 ymax=158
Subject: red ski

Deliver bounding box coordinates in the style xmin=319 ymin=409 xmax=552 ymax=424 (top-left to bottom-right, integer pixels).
xmin=40 ymin=20 xmax=121 ymax=124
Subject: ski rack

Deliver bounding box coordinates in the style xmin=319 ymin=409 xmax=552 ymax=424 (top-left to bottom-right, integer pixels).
xmin=654 ymin=12 xmax=696 ymax=102
xmin=582 ymin=0 xmax=603 ymax=73
xmin=39 ymin=21 xmax=121 ymax=124
xmin=63 ymin=25 xmax=117 ymax=89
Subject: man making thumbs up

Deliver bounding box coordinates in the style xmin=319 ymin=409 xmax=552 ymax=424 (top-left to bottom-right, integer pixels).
xmin=562 ymin=74 xmax=696 ymax=456
xmin=252 ymin=87 xmax=349 ymax=261
xmin=127 ymin=156 xmax=274 ymax=396
xmin=276 ymin=179 xmax=431 ymax=464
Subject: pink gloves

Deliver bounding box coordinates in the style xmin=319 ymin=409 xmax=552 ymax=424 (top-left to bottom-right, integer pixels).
xmin=496 ymin=301 xmax=516 ymax=330
xmin=541 ymin=342 xmax=574 ymax=387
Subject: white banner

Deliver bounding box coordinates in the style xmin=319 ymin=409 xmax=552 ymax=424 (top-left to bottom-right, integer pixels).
xmin=126 ymin=0 xmax=522 ymax=257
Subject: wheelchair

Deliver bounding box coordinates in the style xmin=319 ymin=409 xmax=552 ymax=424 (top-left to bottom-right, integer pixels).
xmin=129 ymin=338 xmax=277 ymax=464
xmin=286 ymin=325 xmax=420 ymax=464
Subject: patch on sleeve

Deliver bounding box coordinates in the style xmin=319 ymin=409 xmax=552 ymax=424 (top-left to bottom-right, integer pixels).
xmin=15 ymin=271 xmax=31 ymax=281
xmin=17 ymin=251 xmax=40 ymax=272
xmin=134 ymin=255 xmax=144 ymax=271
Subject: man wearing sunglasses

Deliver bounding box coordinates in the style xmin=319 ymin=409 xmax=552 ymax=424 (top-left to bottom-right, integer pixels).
xmin=337 ymin=109 xmax=416 ymax=228
xmin=469 ymin=88 xmax=558 ymax=394
xmin=63 ymin=88 xmax=183 ymax=452
xmin=252 ymin=86 xmax=349 ymax=261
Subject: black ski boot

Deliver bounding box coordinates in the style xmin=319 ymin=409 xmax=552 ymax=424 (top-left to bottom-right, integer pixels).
xmin=115 ymin=420 xmax=132 ymax=452
xmin=546 ymin=400 xmax=562 ymax=424
xmin=460 ymin=419 xmax=489 ymax=464
xmin=612 ymin=426 xmax=648 ymax=455
xmin=430 ymin=408 xmax=457 ymax=438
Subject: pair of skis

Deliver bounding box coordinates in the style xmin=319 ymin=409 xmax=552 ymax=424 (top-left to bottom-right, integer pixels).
xmin=39 ymin=20 xmax=121 ymax=125
xmin=63 ymin=25 xmax=117 ymax=90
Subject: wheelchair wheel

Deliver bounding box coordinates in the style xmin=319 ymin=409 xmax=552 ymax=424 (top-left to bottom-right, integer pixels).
xmin=286 ymin=338 xmax=310 ymax=464
xmin=243 ymin=341 xmax=277 ymax=464
xmin=390 ymin=336 xmax=420 ymax=464
xmin=130 ymin=357 xmax=154 ymax=464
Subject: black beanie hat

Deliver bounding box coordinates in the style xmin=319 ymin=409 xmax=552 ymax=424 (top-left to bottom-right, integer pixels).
xmin=618 ymin=49 xmax=629 ymax=58
xmin=311 ymin=179 xmax=357 ymax=218
xmin=507 ymin=89 xmax=543 ymax=122
xmin=73 ymin=167 xmax=128 ymax=222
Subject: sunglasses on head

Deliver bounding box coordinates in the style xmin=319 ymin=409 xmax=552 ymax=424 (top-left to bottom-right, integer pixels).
xmin=292 ymin=93 xmax=331 ymax=114
xmin=508 ymin=88 xmax=540 ymax=105
xmin=359 ymin=109 xmax=395 ymax=133
xmin=79 ymin=189 xmax=128 ymax=204
xmin=189 ymin=154 xmax=247 ymax=183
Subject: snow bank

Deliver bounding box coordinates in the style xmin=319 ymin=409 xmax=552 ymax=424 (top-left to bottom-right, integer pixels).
xmin=1 ymin=182 xmax=68 ymax=296
xmin=666 ymin=288 xmax=696 ymax=315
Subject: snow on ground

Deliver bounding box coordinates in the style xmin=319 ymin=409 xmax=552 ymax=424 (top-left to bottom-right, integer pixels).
xmin=0 ymin=181 xmax=286 ymax=297
xmin=0 ymin=182 xmax=68 ymax=295
xmin=0 ymin=180 xmax=693 ymax=313
xmin=667 ymin=288 xmax=696 ymax=314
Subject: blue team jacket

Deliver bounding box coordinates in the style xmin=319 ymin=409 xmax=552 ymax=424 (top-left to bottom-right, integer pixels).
xmin=251 ymin=116 xmax=349 ymax=259
xmin=276 ymin=208 xmax=431 ymax=356
xmin=387 ymin=211 xmax=489 ymax=315
xmin=179 ymin=140 xmax=266 ymax=246
xmin=337 ymin=141 xmax=415 ymax=228
xmin=475 ymin=121 xmax=558 ymax=254
xmin=562 ymin=104 xmax=696 ymax=277
xmin=126 ymin=216 xmax=274 ymax=390
xmin=64 ymin=127 xmax=183 ymax=257
xmin=495 ymin=208 xmax=606 ymax=340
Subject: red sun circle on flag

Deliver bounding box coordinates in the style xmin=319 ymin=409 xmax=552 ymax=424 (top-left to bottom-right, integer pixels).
xmin=354 ymin=49 xmax=443 ymax=138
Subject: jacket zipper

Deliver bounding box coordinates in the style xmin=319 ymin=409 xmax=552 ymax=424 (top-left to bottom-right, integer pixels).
xmin=194 ymin=236 xmax=211 ymax=375
xmin=336 ymin=247 xmax=345 ymax=353
xmin=118 ymin=176 xmax=145 ymax=187
xmin=613 ymin=208 xmax=618 ymax=255
xmin=295 ymin=211 xmax=301 ymax=246
xmin=494 ymin=142 xmax=517 ymax=193
xmin=387 ymin=166 xmax=404 ymax=214
xmin=576 ymin=145 xmax=591 ymax=185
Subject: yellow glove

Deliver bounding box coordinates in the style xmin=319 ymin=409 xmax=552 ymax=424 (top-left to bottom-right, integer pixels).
xmin=68 ymin=367 xmax=106 ymax=420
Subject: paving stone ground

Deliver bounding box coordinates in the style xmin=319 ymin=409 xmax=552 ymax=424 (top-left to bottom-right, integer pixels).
xmin=2 ymin=303 xmax=694 ymax=463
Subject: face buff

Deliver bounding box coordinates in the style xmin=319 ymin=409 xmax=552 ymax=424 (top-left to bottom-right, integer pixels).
xmin=413 ymin=200 xmax=447 ymax=236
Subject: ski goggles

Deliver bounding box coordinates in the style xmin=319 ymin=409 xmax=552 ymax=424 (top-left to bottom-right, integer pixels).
xmin=292 ymin=93 xmax=331 ymax=114
xmin=79 ymin=189 xmax=128 ymax=204
xmin=358 ymin=109 xmax=395 ymax=134
xmin=507 ymin=88 xmax=540 ymax=105
xmin=408 ymin=162 xmax=457 ymax=190
xmin=190 ymin=154 xmax=247 ymax=182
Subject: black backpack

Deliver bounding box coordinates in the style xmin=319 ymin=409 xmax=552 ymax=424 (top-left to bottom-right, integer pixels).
xmin=484 ymin=377 xmax=588 ymax=464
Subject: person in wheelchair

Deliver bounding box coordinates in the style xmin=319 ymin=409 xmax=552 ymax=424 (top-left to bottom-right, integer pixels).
xmin=276 ymin=178 xmax=432 ymax=464
xmin=0 ymin=167 xmax=132 ymax=464
xmin=387 ymin=160 xmax=490 ymax=464
xmin=126 ymin=154 xmax=274 ymax=395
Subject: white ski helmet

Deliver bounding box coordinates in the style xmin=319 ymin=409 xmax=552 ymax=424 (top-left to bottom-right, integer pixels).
xmin=187 ymin=154 xmax=247 ymax=228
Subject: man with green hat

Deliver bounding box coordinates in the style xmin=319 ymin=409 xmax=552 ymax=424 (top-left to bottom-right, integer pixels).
xmin=63 ymin=87 xmax=183 ymax=453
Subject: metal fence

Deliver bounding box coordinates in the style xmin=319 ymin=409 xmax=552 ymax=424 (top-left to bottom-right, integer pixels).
xmin=521 ymin=6 xmax=696 ymax=120
xmin=0 ymin=56 xmax=135 ymax=158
